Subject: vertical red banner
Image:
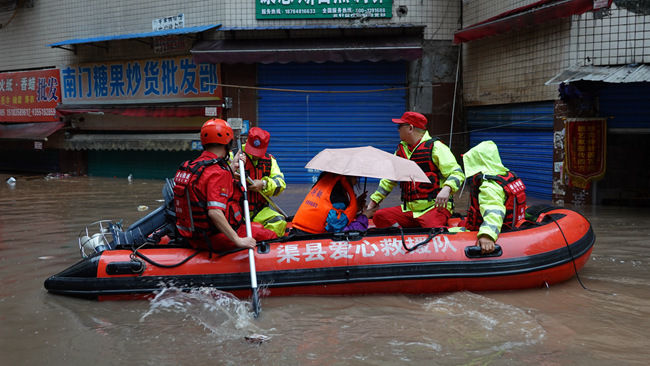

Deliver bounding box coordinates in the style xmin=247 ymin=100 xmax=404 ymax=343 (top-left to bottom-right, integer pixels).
xmin=564 ymin=117 xmax=607 ymax=188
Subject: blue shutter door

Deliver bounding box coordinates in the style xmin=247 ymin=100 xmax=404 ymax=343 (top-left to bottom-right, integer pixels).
xmin=599 ymin=83 xmax=650 ymax=130
xmin=257 ymin=61 xmax=407 ymax=183
xmin=467 ymin=102 xmax=554 ymax=200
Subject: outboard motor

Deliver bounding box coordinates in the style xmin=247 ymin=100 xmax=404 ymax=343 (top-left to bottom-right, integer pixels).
xmin=78 ymin=220 xmax=117 ymax=258
xmin=77 ymin=179 xmax=180 ymax=258
xmin=114 ymin=178 xmax=178 ymax=245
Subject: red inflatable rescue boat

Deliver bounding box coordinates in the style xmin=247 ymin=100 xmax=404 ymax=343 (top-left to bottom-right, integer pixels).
xmin=44 ymin=201 xmax=594 ymax=300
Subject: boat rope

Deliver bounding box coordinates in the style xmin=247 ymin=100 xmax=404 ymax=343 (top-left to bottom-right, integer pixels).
xmin=548 ymin=215 xmax=588 ymax=290
xmin=129 ymin=243 xmax=201 ymax=268
xmin=399 ymin=227 xmax=445 ymax=252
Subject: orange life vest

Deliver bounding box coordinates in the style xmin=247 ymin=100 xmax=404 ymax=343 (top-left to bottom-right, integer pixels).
xmin=465 ymin=171 xmax=527 ymax=231
xmin=245 ymin=153 xmax=272 ymax=216
xmin=292 ymin=173 xmax=358 ymax=234
xmin=173 ymin=156 xmax=243 ymax=239
xmin=396 ymin=138 xmax=443 ymax=203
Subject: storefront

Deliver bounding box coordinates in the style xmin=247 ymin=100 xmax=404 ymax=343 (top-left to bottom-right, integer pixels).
xmin=546 ymin=64 xmax=650 ymax=206
xmin=41 ymin=25 xmax=222 ymax=179
xmin=191 ymin=24 xmax=424 ymax=183
xmin=0 ymin=69 xmax=66 ymax=173
xmin=28 ymin=2 xmax=446 ymax=181
xmin=52 ymin=54 xmax=222 ymax=179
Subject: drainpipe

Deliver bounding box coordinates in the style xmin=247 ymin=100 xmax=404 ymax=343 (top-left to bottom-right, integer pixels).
xmin=449 ymin=45 xmax=460 ymax=149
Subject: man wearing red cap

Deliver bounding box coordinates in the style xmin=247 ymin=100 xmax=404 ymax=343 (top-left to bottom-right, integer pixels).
xmin=239 ymin=127 xmax=287 ymax=237
xmin=366 ymin=111 xmax=465 ymax=228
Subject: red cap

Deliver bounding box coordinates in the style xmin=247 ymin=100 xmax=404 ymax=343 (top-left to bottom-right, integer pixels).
xmin=245 ymin=127 xmax=270 ymax=158
xmin=392 ymin=111 xmax=428 ymax=129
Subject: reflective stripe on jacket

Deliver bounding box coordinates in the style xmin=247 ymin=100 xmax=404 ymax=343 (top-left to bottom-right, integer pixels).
xmin=461 ymin=140 xmax=526 ymax=241
xmin=173 ymin=156 xmax=243 ymax=238
xmin=465 ymin=171 xmax=527 ymax=239
xmin=370 ymin=131 xmax=464 ymax=217
xmin=242 ymin=143 xmax=286 ymax=217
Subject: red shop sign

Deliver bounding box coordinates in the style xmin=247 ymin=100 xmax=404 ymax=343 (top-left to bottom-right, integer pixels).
xmin=564 ymin=117 xmax=607 ymax=188
xmin=0 ymin=69 xmax=61 ymax=123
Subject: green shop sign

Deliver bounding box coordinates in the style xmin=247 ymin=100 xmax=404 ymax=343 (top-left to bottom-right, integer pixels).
xmin=256 ymin=0 xmax=392 ymax=20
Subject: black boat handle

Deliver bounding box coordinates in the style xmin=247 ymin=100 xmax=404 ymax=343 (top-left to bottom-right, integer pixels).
xmin=465 ymin=244 xmax=503 ymax=258
xmin=106 ymin=260 xmax=145 ymax=275
xmin=257 ymin=242 xmax=270 ymax=254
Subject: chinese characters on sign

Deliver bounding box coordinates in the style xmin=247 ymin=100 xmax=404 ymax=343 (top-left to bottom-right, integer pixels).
xmin=564 ymin=118 xmax=607 ymax=188
xmin=152 ymin=13 xmax=185 ymax=31
xmin=593 ymin=0 xmax=612 ymax=10
xmin=256 ymin=0 xmax=392 ymax=20
xmin=0 ymin=69 xmax=61 ymax=122
xmin=276 ymin=235 xmax=456 ymax=264
xmin=60 ymin=56 xmax=221 ymax=104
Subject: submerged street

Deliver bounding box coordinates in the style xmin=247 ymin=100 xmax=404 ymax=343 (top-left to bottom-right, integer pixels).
xmin=1 ymin=174 xmax=649 ymax=365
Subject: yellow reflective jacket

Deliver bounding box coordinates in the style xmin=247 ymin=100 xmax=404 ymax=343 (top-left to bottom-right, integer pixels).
xmin=462 ymin=140 xmax=508 ymax=241
xmin=242 ymin=143 xmax=286 ymax=198
xmin=370 ymin=132 xmax=464 ymax=218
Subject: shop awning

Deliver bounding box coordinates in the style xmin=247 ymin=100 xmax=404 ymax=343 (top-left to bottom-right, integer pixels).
xmin=56 ymin=104 xmax=217 ymax=118
xmin=453 ymin=0 xmax=613 ymax=44
xmin=191 ymin=36 xmax=423 ymax=64
xmin=47 ymin=24 xmax=221 ymax=49
xmin=0 ymin=122 xmax=64 ymax=140
xmin=545 ymin=64 xmax=650 ymax=84
xmin=64 ymin=133 xmax=201 ymax=151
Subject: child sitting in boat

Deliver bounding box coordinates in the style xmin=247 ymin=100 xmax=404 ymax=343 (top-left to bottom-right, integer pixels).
xmin=291 ymin=172 xmax=369 ymax=235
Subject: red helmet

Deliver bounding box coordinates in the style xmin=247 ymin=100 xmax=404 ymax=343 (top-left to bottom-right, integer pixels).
xmin=200 ymin=118 xmax=233 ymax=145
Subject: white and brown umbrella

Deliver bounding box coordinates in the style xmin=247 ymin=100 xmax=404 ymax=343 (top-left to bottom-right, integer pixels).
xmin=305 ymin=146 xmax=430 ymax=183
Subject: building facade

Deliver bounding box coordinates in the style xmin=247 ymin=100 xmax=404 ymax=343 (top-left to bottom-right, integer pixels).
xmin=0 ymin=0 xmax=463 ymax=183
xmin=457 ymin=0 xmax=650 ymax=205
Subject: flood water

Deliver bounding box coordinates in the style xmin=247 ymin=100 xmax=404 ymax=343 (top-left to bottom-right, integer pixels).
xmin=1 ymin=174 xmax=649 ymax=365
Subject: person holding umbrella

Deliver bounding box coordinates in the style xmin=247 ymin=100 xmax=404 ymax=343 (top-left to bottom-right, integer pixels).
xmin=366 ymin=111 xmax=465 ymax=228
xmin=292 ymin=145 xmax=433 ymax=235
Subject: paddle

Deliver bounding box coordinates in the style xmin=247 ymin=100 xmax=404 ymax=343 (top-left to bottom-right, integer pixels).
xmin=245 ymin=176 xmax=289 ymax=219
xmin=235 ymin=128 xmax=261 ymax=318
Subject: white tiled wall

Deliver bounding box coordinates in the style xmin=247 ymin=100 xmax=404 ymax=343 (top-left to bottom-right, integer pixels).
xmin=214 ymin=0 xmax=459 ymax=40
xmin=462 ymin=17 xmax=570 ymax=105
xmin=570 ymin=4 xmax=650 ymax=66
xmin=461 ymin=2 xmax=650 ymax=106
xmin=0 ymin=0 xmax=459 ymax=71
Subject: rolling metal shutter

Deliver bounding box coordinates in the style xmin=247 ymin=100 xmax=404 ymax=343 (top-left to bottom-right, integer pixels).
xmin=88 ymin=150 xmax=197 ymax=179
xmin=257 ymin=61 xmax=407 ymax=183
xmin=599 ymin=83 xmax=650 ymax=130
xmin=467 ymin=101 xmax=554 ymax=200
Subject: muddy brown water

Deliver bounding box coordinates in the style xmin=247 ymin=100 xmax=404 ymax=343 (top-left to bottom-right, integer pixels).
xmin=1 ymin=174 xmax=649 ymax=365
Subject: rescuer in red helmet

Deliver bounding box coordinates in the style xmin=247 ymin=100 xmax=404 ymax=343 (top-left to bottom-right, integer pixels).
xmin=172 ymin=119 xmax=276 ymax=252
